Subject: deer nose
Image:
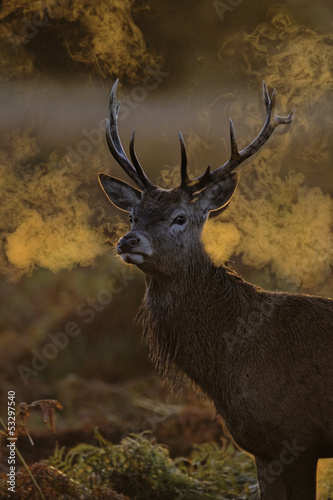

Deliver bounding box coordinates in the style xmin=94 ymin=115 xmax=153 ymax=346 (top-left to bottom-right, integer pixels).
xmin=117 ymin=234 xmax=140 ymax=254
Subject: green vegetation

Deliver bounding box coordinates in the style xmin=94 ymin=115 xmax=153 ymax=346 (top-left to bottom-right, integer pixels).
xmin=1 ymin=427 xmax=333 ymax=498
xmin=45 ymin=430 xmax=258 ymax=499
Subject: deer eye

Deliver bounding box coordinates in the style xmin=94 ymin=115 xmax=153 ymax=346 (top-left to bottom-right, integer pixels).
xmin=129 ymin=214 xmax=133 ymax=223
xmin=172 ymin=215 xmax=187 ymax=226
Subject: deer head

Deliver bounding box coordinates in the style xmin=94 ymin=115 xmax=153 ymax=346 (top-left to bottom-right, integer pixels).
xmin=99 ymin=80 xmax=295 ymax=276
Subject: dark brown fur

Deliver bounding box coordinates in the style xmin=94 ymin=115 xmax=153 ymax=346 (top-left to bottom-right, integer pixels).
xmin=139 ymin=243 xmax=333 ymax=499
xmin=99 ymin=81 xmax=332 ymax=499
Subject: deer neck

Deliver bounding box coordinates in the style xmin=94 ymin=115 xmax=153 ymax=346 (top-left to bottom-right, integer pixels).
xmin=140 ymin=243 xmax=253 ymax=395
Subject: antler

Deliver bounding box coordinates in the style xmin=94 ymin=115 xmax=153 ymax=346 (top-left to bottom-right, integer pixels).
xmin=106 ymin=79 xmax=154 ymax=191
xmin=180 ymin=82 xmax=296 ymax=193
xmin=106 ymin=80 xmax=294 ymax=194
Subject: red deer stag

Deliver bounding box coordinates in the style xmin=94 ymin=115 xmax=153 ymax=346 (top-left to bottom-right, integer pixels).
xmin=99 ymin=80 xmax=333 ymax=499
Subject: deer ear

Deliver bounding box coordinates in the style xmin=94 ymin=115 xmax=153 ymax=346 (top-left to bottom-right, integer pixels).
xmin=197 ymin=173 xmax=239 ymax=213
xmin=99 ymin=173 xmax=141 ymax=212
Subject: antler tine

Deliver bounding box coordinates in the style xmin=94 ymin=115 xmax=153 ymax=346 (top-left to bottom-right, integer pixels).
xmin=106 ymin=79 xmax=154 ymax=191
xmin=129 ymin=130 xmax=154 ymax=188
xmin=184 ymin=82 xmax=295 ymax=192
xmin=229 ymin=118 xmax=241 ymax=161
xmin=178 ymin=132 xmax=213 ymax=192
xmin=179 ymin=132 xmax=190 ymax=188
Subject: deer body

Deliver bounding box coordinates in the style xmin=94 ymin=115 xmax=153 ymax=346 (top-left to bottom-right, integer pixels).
xmin=142 ymin=256 xmax=333 ymax=456
xmin=99 ymin=80 xmax=333 ymax=499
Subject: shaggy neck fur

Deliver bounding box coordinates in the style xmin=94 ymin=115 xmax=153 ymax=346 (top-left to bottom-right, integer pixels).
xmin=139 ymin=243 xmax=261 ymax=400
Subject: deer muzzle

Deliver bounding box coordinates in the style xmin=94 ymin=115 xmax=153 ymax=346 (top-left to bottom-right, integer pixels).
xmin=116 ymin=232 xmax=153 ymax=265
xmin=117 ymin=235 xmax=140 ymax=253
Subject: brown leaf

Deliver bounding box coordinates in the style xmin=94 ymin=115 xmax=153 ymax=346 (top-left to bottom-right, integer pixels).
xmin=29 ymin=399 xmax=63 ymax=433
xmin=16 ymin=402 xmax=30 ymax=438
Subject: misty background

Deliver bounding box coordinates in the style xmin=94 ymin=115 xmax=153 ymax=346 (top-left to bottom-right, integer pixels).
xmin=0 ymin=0 xmax=332 ymax=426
